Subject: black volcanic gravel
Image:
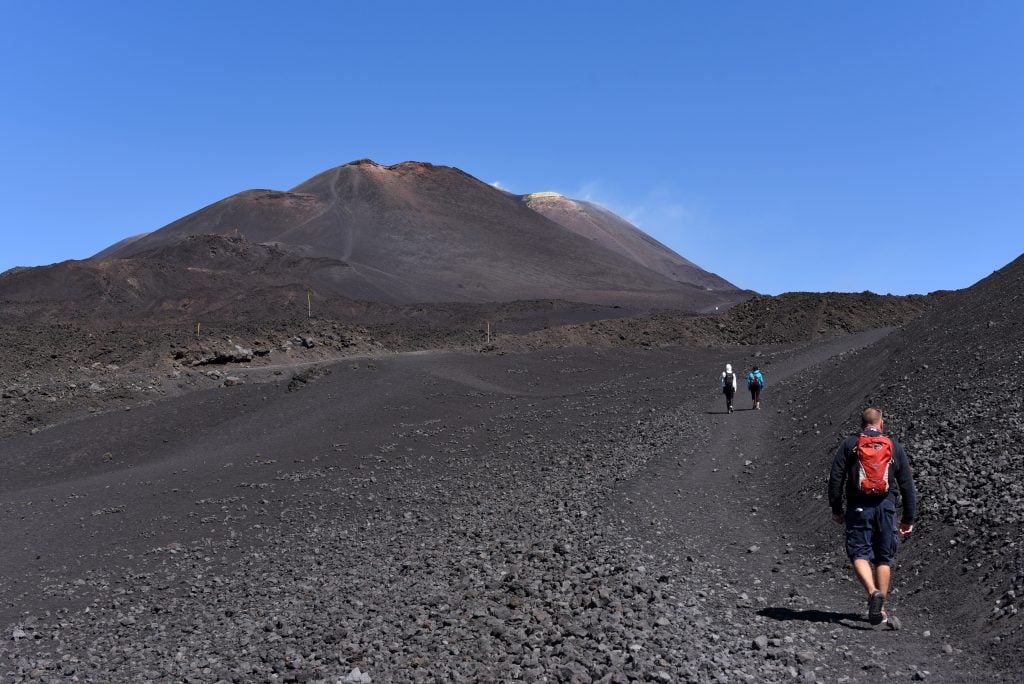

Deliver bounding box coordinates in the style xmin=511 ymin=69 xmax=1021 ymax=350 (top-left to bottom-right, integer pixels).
xmin=3 ymin=259 xmax=1022 ymax=682
xmin=1 ymin=332 xmax=1011 ymax=682
xmin=764 ymin=255 xmax=1024 ymax=671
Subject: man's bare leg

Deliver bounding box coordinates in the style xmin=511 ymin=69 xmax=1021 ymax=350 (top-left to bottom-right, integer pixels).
xmin=852 ymin=559 xmax=878 ymax=595
xmin=876 ymin=564 xmax=891 ymax=598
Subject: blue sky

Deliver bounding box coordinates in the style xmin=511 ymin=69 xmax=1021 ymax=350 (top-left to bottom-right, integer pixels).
xmin=2 ymin=2 xmax=1022 ymax=295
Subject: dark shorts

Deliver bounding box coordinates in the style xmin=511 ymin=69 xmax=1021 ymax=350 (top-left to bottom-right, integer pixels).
xmin=845 ymin=499 xmax=899 ymax=565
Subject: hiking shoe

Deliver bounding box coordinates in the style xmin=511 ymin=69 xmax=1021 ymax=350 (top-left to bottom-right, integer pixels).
xmin=868 ymin=591 xmax=885 ymax=625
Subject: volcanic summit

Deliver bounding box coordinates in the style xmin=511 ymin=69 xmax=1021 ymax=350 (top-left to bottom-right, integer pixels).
xmin=88 ymin=159 xmax=744 ymax=310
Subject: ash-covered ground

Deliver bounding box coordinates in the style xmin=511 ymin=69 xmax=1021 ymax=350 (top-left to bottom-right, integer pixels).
xmin=0 ymin=291 xmax=929 ymax=441
xmin=1 ymin=276 xmax=1021 ymax=682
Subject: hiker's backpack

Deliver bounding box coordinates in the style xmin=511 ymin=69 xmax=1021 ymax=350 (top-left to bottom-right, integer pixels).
xmin=723 ymin=372 xmax=734 ymax=392
xmin=749 ymin=372 xmax=763 ymax=390
xmin=855 ymin=434 xmax=894 ymax=496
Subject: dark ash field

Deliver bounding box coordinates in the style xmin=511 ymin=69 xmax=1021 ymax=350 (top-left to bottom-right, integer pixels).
xmin=1 ymin=161 xmax=1021 ymax=682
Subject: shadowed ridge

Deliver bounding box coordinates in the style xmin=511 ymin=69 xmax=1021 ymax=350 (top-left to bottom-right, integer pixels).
xmin=95 ymin=188 xmax=325 ymax=260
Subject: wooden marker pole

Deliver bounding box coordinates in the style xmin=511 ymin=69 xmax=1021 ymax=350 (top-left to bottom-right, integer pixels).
xmin=307 ymin=290 xmax=312 ymax=319
xmin=196 ymin=322 xmax=201 ymax=338
xmin=486 ymin=320 xmax=491 ymax=344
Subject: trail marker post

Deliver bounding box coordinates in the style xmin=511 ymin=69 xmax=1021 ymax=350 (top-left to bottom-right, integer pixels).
xmin=307 ymin=290 xmax=312 ymax=319
xmin=486 ymin=320 xmax=491 ymax=344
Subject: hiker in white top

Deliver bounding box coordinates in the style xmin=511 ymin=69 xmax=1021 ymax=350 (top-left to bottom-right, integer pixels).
xmin=721 ymin=363 xmax=737 ymax=413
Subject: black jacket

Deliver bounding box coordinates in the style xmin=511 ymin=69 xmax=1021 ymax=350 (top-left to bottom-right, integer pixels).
xmin=828 ymin=428 xmax=917 ymax=524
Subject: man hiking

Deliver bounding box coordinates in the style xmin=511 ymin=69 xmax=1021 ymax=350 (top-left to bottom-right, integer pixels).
xmin=828 ymin=407 xmax=917 ymax=625
xmin=747 ymin=365 xmax=765 ymax=410
xmin=720 ymin=363 xmax=737 ymax=413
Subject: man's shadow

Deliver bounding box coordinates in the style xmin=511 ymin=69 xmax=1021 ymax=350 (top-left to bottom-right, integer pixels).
xmin=758 ymin=606 xmax=861 ymax=625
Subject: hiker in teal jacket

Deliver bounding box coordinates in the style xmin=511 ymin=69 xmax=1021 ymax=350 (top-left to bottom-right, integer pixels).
xmin=747 ymin=366 xmax=765 ymax=410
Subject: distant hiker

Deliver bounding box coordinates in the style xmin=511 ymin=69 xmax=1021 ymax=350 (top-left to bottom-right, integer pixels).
xmin=747 ymin=366 xmax=765 ymax=410
xmin=828 ymin=407 xmax=917 ymax=626
xmin=721 ymin=363 xmax=737 ymax=413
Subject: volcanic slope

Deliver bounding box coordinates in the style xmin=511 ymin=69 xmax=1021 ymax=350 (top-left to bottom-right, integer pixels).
xmin=1 ymin=328 xmax=1014 ymax=681
xmin=521 ymin=191 xmax=733 ymax=291
xmin=0 ymin=235 xmax=374 ymax=319
xmin=91 ymin=159 xmax=743 ymax=309
xmin=751 ymin=253 xmax=1024 ymax=668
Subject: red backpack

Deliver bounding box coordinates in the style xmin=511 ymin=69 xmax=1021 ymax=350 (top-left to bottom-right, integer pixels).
xmin=855 ymin=434 xmax=894 ymax=496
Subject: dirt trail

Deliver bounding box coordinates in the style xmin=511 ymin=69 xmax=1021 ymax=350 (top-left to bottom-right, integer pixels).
xmin=612 ymin=328 xmax=1004 ymax=682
